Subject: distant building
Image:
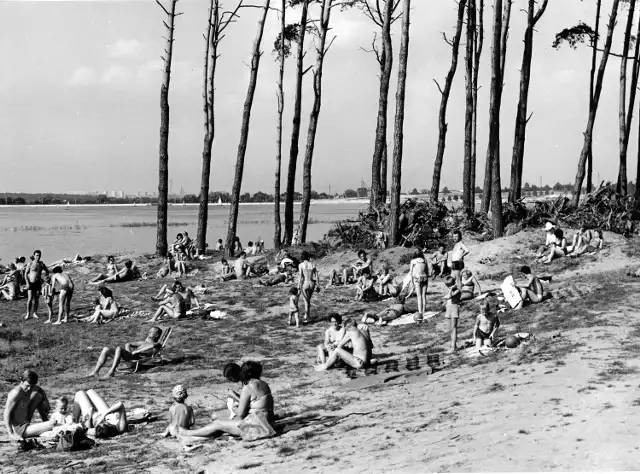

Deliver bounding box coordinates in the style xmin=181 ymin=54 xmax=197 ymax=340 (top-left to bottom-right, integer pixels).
xmin=118 ymin=190 xmax=125 ymax=198
xmin=144 ymin=192 xmax=149 ymax=197
xmin=110 ymin=190 xmax=117 ymax=198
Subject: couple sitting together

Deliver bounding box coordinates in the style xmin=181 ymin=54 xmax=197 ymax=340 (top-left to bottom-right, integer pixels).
xmin=315 ymin=315 xmax=373 ymax=371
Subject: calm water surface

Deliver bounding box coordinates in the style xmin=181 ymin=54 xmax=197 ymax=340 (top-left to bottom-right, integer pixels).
xmin=0 ymin=202 xmax=366 ymax=262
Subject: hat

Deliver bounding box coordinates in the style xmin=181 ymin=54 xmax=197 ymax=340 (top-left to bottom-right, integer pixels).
xmin=545 ymin=222 xmax=554 ymax=231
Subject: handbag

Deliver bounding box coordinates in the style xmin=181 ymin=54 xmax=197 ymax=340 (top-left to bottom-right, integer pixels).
xmin=55 ymin=427 xmax=95 ymax=452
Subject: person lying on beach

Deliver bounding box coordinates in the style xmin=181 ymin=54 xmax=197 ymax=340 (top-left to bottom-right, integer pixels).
xmin=515 ymin=265 xmax=544 ymax=309
xmin=362 ymin=295 xmax=407 ymax=326
xmin=81 ymin=287 xmax=119 ymax=324
xmin=89 ymin=256 xmax=118 ymax=283
xmin=355 ymin=267 xmax=378 ymax=302
xmin=89 ymin=260 xmax=135 ymax=284
xmin=316 ymin=314 xmax=346 ymax=364
xmin=218 ymin=258 xmax=237 ymax=281
xmin=4 ymin=370 xmax=54 ymax=440
xmin=178 ymin=361 xmax=276 ymax=443
xmin=277 ymin=250 xmax=298 ymax=272
xmin=429 ymin=243 xmax=449 ymax=278
xmin=24 ymin=249 xmax=49 ymax=320
xmin=87 ymin=327 xmax=163 ymax=378
xmin=315 ymin=318 xmax=372 ymax=371
xmin=258 ymin=273 xmax=287 ymax=287
xmin=0 ymin=263 xmax=21 ymax=301
xmin=298 ymin=251 xmax=319 ymax=322
xmin=148 ymin=287 xmax=185 ymax=322
xmin=160 ymin=385 xmax=195 ymax=438
xmin=460 ymin=269 xmax=482 ymax=302
xmin=48 ymin=266 xmax=74 ymax=325
xmin=72 ymin=389 xmax=128 ymax=438
xmin=540 ymin=228 xmax=567 ymax=264
xmin=473 ymin=300 xmax=500 ymax=351
xmin=376 ymin=267 xmax=399 ymax=297
xmin=154 ymin=280 xmax=200 ymax=311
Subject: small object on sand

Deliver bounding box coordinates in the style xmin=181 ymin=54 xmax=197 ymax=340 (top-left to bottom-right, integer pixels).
xmin=505 ymin=335 xmax=520 ymax=348
xmin=209 ymin=310 xmax=227 ymax=320
xmin=183 ymin=444 xmax=204 ymax=452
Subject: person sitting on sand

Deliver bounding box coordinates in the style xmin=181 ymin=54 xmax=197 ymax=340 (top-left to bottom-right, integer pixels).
xmin=473 ymin=300 xmax=500 ymax=352
xmin=278 ymin=250 xmax=298 ymax=272
xmin=298 ymin=251 xmax=319 ymax=322
xmin=232 ymin=237 xmax=243 ymax=256
xmin=215 ymin=239 xmax=224 ymax=252
xmin=24 ymin=249 xmax=49 ymax=320
xmin=154 ymin=280 xmax=200 ymax=312
xmin=355 ymin=267 xmax=378 ymax=302
xmin=315 ymin=318 xmax=372 ymax=371
xmin=460 ymin=269 xmax=482 ymax=302
xmin=148 ymin=286 xmax=185 ymax=322
xmin=156 ymin=254 xmax=174 ymax=279
xmin=72 ymin=389 xmax=128 ymax=438
xmin=409 ymin=250 xmax=429 ymax=317
xmin=316 ymin=314 xmax=346 ymax=364
xmin=182 ymin=232 xmax=195 ymax=258
xmin=160 ymin=385 xmax=195 ymax=438
xmin=258 ymin=273 xmax=287 ymax=287
xmin=234 ymin=252 xmax=257 ymax=280
xmin=178 ymin=361 xmax=276 ymax=443
xmin=540 ymin=228 xmax=567 ymax=264
xmin=536 ymin=222 xmax=557 ymax=257
xmin=90 ymin=260 xmax=135 ymax=284
xmin=48 ymin=266 xmax=74 ymax=325
xmin=82 ymin=287 xmax=119 ymax=324
xmin=87 ymin=327 xmax=163 ymax=378
xmin=0 ymin=263 xmax=21 ymax=301
xmin=326 ymin=267 xmax=355 ymax=287
xmin=4 ymin=370 xmax=55 ymax=440
xmin=171 ymin=233 xmax=185 ymax=254
xmin=245 ymin=241 xmax=257 ymax=256
xmin=429 ymin=243 xmax=449 ymax=278
xmin=362 ymin=295 xmax=407 ymax=326
xmin=218 ymin=258 xmax=237 ymax=281
xmin=343 ymin=250 xmax=373 ymax=284
xmin=568 ymin=225 xmax=593 ymax=255
xmin=572 ymin=227 xmax=604 ymax=256
xmin=89 ymin=256 xmax=118 ymax=283
xmin=515 ymin=265 xmax=544 ymax=309
xmin=376 ymin=267 xmax=399 ymax=297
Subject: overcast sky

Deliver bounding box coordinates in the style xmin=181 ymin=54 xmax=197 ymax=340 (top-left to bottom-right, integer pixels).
xmin=0 ymin=0 xmax=632 ymax=195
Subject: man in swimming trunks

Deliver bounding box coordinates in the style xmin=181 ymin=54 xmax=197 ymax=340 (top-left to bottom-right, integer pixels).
xmin=234 ymin=252 xmax=255 ymax=280
xmin=87 ymin=327 xmax=163 ymax=378
xmin=49 ymin=266 xmax=74 ymax=325
xmin=450 ymin=230 xmax=470 ymax=290
xmin=4 ymin=370 xmax=55 ymax=440
xmin=515 ymin=265 xmax=544 ymax=309
xmin=298 ymin=251 xmax=319 ymax=323
xmin=315 ymin=319 xmax=371 ymax=371
xmin=23 ymin=250 xmax=49 ymax=320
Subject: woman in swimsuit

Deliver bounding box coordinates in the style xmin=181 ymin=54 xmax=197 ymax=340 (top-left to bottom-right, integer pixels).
xmin=83 ymin=287 xmax=120 ymax=324
xmin=459 ymin=269 xmax=482 ymax=301
xmin=179 ymin=361 xmax=276 ymax=442
xmin=409 ymin=250 xmax=429 ymax=317
xmin=148 ymin=289 xmax=185 ymax=322
xmin=89 ymin=256 xmax=118 ymax=283
xmin=154 ymin=281 xmax=199 ymax=311
xmin=541 ymin=228 xmax=567 ymax=264
xmin=72 ymin=389 xmax=128 ymax=439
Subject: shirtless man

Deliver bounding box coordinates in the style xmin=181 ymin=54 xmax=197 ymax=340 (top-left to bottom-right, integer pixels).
xmin=316 ymin=314 xmax=346 ymax=364
xmin=315 ymin=319 xmax=371 ymax=371
xmin=49 ymin=266 xmax=74 ymax=325
xmin=515 ymin=265 xmax=544 ymax=309
xmin=234 ymin=252 xmax=254 ymax=280
xmin=450 ymin=231 xmax=470 ymax=290
xmin=23 ymin=250 xmax=49 ymax=320
xmin=4 ymin=370 xmax=55 ymax=440
xmin=90 ymin=260 xmax=134 ymax=285
xmin=362 ymin=295 xmax=407 ymax=326
xmin=87 ymin=327 xmax=163 ymax=378
xmin=298 ymin=251 xmax=319 ymax=323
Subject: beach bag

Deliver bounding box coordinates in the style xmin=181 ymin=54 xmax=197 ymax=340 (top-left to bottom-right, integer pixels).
xmin=55 ymin=427 xmax=95 ymax=452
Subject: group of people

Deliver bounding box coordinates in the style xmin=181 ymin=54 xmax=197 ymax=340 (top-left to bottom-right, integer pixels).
xmin=536 ymin=222 xmax=604 ymax=264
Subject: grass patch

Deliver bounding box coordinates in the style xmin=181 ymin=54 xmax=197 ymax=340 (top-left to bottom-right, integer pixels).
xmin=238 ymin=462 xmax=263 ymax=469
xmin=596 ymin=360 xmax=639 ymax=382
xmin=486 ymin=383 xmax=505 ymax=393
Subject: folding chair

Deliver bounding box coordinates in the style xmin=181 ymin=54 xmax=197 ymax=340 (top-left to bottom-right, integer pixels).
xmin=116 ymin=326 xmax=173 ymax=374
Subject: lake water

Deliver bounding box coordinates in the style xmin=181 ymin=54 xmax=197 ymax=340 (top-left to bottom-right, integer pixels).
xmin=0 ymin=202 xmax=367 ymax=262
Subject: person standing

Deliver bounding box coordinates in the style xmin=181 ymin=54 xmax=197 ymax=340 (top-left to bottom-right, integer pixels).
xmin=450 ymin=231 xmax=470 ymax=290
xmin=23 ymin=250 xmax=49 ymax=320
xmin=298 ymin=251 xmax=319 ymax=323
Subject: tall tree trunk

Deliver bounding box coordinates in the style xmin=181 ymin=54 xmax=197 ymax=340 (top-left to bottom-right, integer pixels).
xmin=486 ymin=0 xmax=504 ymax=237
xmin=274 ymin=0 xmax=286 ymax=250
xmin=225 ymin=0 xmax=271 ymax=255
xmin=156 ymin=0 xmax=180 ymax=257
xmin=463 ymin=0 xmax=476 ymax=209
xmin=299 ymin=0 xmax=332 ymax=244
xmin=389 ymin=0 xmax=411 ymax=245
xmin=197 ymin=0 xmax=218 ymax=253
xmin=471 ymin=0 xmax=484 ymax=209
xmin=586 ymin=0 xmax=602 ymax=194
xmin=369 ymin=0 xmax=394 ymax=209
xmin=380 ymin=142 xmax=388 ymax=202
xmin=508 ymin=0 xmax=548 ymax=204
xmin=431 ymin=0 xmax=467 ymax=203
xmin=573 ymin=0 xmax=620 ymax=206
xmin=617 ymin=0 xmax=636 ymax=196
xmin=283 ymin=0 xmax=309 ymax=245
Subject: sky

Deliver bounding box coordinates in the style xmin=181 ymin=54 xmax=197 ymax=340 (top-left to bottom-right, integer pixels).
xmin=0 ymin=0 xmax=634 ymax=195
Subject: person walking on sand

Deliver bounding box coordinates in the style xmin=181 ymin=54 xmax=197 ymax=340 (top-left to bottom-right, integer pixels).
xmin=49 ymin=266 xmax=74 ymax=325
xmin=298 ymin=251 xmax=319 ymax=324
xmin=409 ymin=250 xmax=429 ymax=318
xmin=23 ymin=250 xmax=49 ymax=320
xmin=4 ymin=370 xmax=55 ymax=440
xmin=450 ymin=231 xmax=470 ymax=290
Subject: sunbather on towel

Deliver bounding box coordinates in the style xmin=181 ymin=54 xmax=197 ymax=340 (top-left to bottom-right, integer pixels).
xmin=72 ymin=389 xmax=128 ymax=438
xmin=154 ymin=281 xmax=199 ymax=311
xmin=89 ymin=256 xmax=118 ymax=283
xmin=315 ymin=319 xmax=371 ymax=371
xmin=362 ymin=295 xmax=407 ymax=326
xmin=86 ymin=327 xmax=163 ymax=378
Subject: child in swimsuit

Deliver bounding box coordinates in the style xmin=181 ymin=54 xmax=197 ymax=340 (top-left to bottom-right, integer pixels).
xmin=473 ymin=300 xmax=500 ymax=351
xmin=288 ymin=287 xmax=300 ymax=327
xmin=444 ymin=276 xmax=461 ymax=353
xmin=409 ymin=250 xmax=429 ymax=317
xmin=161 ymin=385 xmax=195 ymax=438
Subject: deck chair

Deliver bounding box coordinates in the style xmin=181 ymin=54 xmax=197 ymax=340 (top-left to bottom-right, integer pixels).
xmin=116 ymin=326 xmax=173 ymax=374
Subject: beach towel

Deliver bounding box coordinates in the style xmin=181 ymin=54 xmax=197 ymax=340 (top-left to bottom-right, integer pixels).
xmin=389 ymin=311 xmax=438 ymax=326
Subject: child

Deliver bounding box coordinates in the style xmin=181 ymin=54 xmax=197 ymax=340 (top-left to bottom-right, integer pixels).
xmin=429 ymin=243 xmax=449 ymax=278
xmin=355 ymin=268 xmax=377 ymax=302
xmin=223 ymin=363 xmax=242 ymax=419
xmin=175 ymin=251 xmax=187 ymax=277
xmin=288 ymin=287 xmax=300 ymax=327
xmin=42 ymin=275 xmax=55 ymax=324
xmin=473 ymin=300 xmax=500 ymax=351
xmin=160 ymin=384 xmax=195 ymax=438
xmin=51 ymin=397 xmax=72 ymax=425
xmin=450 ymin=230 xmax=470 ymax=290
xmin=219 ymin=258 xmax=236 ymax=282
xmin=215 ymin=239 xmax=224 ymax=252
xmin=376 ymin=267 xmax=398 ymax=297
xmin=444 ymin=276 xmax=461 ymax=353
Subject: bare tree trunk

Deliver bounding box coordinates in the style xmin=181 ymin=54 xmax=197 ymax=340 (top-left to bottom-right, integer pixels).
xmin=369 ymin=0 xmax=394 ymax=209
xmin=586 ymin=0 xmax=602 ymax=194
xmin=471 ymin=0 xmax=484 ymax=209
xmin=299 ymin=0 xmax=332 ymax=244
xmin=508 ymin=0 xmax=548 ymax=204
xmin=225 ymin=0 xmax=271 ymax=255
xmin=283 ymin=0 xmax=309 ymax=245
xmin=486 ymin=0 xmax=504 ymax=237
xmin=274 ymin=0 xmax=286 ymax=250
xmin=431 ymin=0 xmax=467 ymax=203
xmin=463 ymin=0 xmax=476 ymax=209
xmin=389 ymin=0 xmax=411 ymax=245
xmin=380 ymin=142 xmax=388 ymax=201
xmin=156 ymin=0 xmax=180 ymax=257
xmin=573 ymin=0 xmax=620 ymax=206
xmin=617 ymin=0 xmax=636 ymax=196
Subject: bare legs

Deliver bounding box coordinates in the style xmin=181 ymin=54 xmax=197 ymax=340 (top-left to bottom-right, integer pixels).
xmin=178 ymin=419 xmax=241 ymax=444
xmin=315 ymin=348 xmax=363 ymax=371
xmin=148 ymin=305 xmax=176 ymax=322
xmin=449 ymin=318 xmax=458 ymax=353
xmin=87 ymin=347 xmax=133 ymax=378
xmin=414 ymin=280 xmax=427 ymax=315
xmin=22 ymin=391 xmax=57 ymax=438
xmin=52 ymin=289 xmax=72 ymax=325
xmin=25 ymin=288 xmax=40 ymax=320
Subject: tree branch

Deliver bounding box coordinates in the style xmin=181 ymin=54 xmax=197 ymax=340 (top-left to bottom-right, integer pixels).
xmin=155 ymin=0 xmax=170 ymax=16
xmin=533 ymin=0 xmax=549 ymax=25
xmin=433 ymin=78 xmax=443 ymax=95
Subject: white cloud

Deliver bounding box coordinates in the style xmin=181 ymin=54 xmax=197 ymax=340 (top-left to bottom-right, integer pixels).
xmin=69 ymin=66 xmax=98 ymax=86
xmin=101 ymin=64 xmax=132 ymax=84
xmin=107 ymin=39 xmax=141 ymax=58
